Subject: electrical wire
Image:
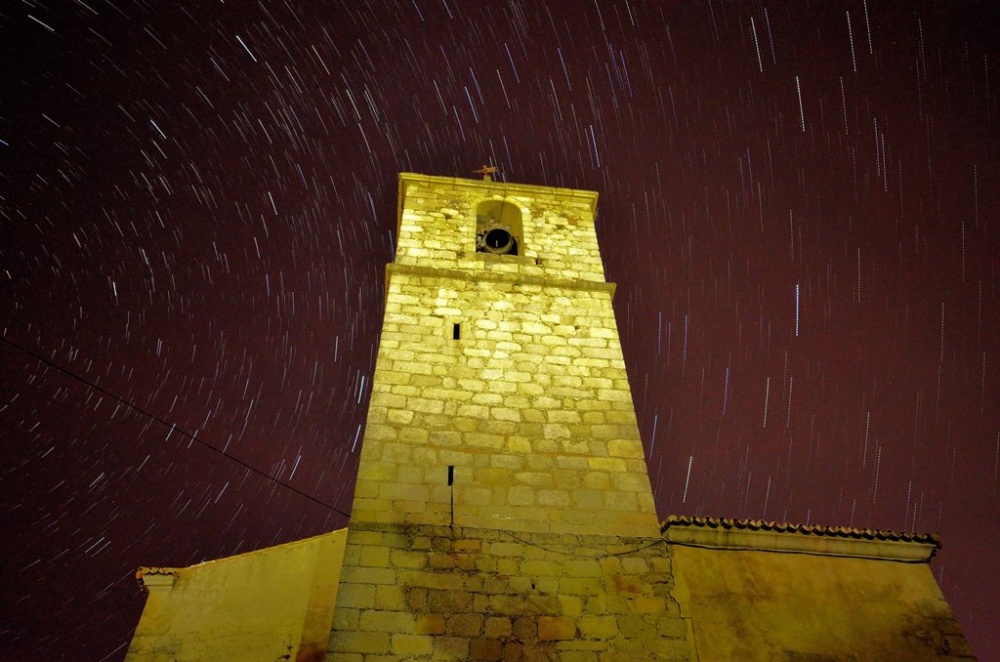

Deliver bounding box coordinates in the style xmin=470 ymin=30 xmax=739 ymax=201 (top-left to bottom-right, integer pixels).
xmin=1 ymin=335 xmax=352 ymax=520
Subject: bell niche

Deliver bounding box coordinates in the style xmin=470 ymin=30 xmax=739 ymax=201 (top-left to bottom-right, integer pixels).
xmin=475 ymin=199 xmax=522 ymax=256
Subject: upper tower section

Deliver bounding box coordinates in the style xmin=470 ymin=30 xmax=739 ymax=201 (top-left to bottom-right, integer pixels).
xmin=352 ymin=172 xmax=660 ymax=538
xmin=394 ymin=173 xmax=607 ymax=284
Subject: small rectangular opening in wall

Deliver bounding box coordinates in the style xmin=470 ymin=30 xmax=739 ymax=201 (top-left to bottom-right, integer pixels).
xmin=447 ymin=465 xmax=455 ymax=486
xmin=452 ymin=323 xmax=461 ymax=340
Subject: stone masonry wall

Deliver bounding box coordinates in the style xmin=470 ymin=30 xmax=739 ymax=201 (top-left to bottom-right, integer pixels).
xmin=394 ymin=174 xmax=607 ymax=283
xmin=351 ymin=270 xmax=659 ymax=537
xmin=331 ymin=174 xmax=677 ymax=659
xmin=328 ymin=522 xmax=692 ymax=661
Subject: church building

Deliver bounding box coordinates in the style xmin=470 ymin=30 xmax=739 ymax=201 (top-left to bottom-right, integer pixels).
xmin=126 ymin=172 xmax=974 ymax=660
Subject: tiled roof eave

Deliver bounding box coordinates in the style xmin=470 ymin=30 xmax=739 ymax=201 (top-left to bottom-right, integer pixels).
xmin=660 ymin=515 xmax=940 ymax=562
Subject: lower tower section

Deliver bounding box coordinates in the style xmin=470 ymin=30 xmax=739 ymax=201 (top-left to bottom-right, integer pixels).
xmin=328 ymin=523 xmax=690 ymax=660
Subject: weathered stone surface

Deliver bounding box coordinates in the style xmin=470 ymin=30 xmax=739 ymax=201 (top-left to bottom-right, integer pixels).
xmin=330 ymin=523 xmax=690 ymax=660
xmin=537 ymin=616 xmax=576 ymax=641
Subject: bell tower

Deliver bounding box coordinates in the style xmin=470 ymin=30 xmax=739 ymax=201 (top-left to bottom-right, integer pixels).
xmin=327 ymin=173 xmax=687 ymax=661
xmin=350 ymin=172 xmax=659 ymax=536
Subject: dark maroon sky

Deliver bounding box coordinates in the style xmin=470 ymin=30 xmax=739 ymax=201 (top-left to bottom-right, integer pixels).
xmin=2 ymin=2 xmax=997 ymax=659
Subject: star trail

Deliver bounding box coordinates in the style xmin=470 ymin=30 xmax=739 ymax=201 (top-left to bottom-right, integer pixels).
xmin=1 ymin=2 xmax=997 ymax=659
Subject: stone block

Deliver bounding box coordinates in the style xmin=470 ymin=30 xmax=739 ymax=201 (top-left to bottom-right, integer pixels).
xmin=611 ymin=472 xmax=653 ymax=493
xmin=579 ymin=616 xmax=619 ymax=640
xmin=559 ymin=594 xmax=584 ymax=617
xmin=571 ymin=489 xmax=605 ymax=510
xmin=391 ymin=634 xmax=434 ymax=656
xmin=327 ymin=653 xmax=364 ymax=662
xmin=399 ymin=570 xmax=465 ymax=590
xmin=428 ymin=552 xmax=456 ymax=569
xmin=538 ymin=615 xmax=576 ymax=641
xmin=414 ymin=614 xmax=446 ymax=635
xmin=332 ymin=606 xmax=359 ymax=631
xmin=491 ymin=454 xmax=525 ymax=469
xmin=564 ymin=560 xmax=602 ymax=578
xmin=406 ymin=587 xmax=427 ymax=611
xmin=429 ymin=588 xmax=473 ymax=613
xmin=508 ymin=485 xmax=535 ymax=505
xmin=525 ymin=454 xmax=555 ymax=472
xmin=462 ymin=486 xmax=493 ymax=506
xmin=543 ymin=423 xmax=572 ymax=439
xmin=652 ymin=637 xmax=692 ymax=660
xmin=548 ymin=409 xmax=582 ymax=423
xmin=359 ymin=609 xmax=415 ymax=634
xmin=364 ymin=424 xmax=399 ymax=442
xmin=514 ymin=471 xmax=553 ymax=487
xmin=520 ymin=559 xmax=563 ymax=577
xmin=620 ymin=557 xmax=650 ymax=574
xmin=448 ymin=612 xmax=485 ymax=637
xmin=583 ymin=472 xmax=611 ymax=490
xmin=615 ymin=614 xmax=649 ymax=638
xmin=560 ymin=577 xmax=603 ymax=596
xmin=556 ymin=455 xmax=589 ymax=470
xmin=511 ymin=615 xmax=537 ymax=641
xmin=537 ymin=489 xmax=571 ymax=507
xmin=359 ymin=545 xmax=391 ymax=567
xmin=375 ymin=585 xmax=407 ymax=611
xmin=380 ymin=442 xmax=414 ymax=463
xmin=470 ymin=638 xmax=504 ymax=661
xmin=338 ymin=583 xmax=376 ymax=609
xmin=656 ymin=615 xmax=689 ymax=639
xmin=497 ymin=559 xmax=520 ymax=575
xmin=484 ymin=616 xmax=513 ymax=638
xmin=340 ymin=565 xmax=398 ymax=585
xmin=328 ymin=630 xmax=390 ymax=654
xmin=390 ymin=550 xmax=428 ymax=569
xmin=606 ymin=439 xmax=644 ymax=459
xmin=490 ymin=594 xmax=529 ymax=615
xmin=433 ymin=636 xmax=470 ymax=659
xmin=604 ymin=492 xmax=638 ymax=512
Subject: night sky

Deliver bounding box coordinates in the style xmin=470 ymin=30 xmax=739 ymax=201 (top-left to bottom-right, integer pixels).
xmin=2 ymin=2 xmax=997 ymax=659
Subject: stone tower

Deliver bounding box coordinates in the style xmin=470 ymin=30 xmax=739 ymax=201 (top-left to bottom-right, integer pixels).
xmin=327 ymin=173 xmax=691 ymax=660
xmin=350 ymin=172 xmax=660 ymax=537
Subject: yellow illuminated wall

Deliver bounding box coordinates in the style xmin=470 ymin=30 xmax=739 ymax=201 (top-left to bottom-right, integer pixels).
xmin=352 ymin=173 xmax=660 ymax=537
xmin=126 ymin=530 xmax=347 ymax=662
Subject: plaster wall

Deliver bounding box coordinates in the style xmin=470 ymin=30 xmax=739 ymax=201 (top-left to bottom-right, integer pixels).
xmin=127 ymin=529 xmax=348 ymax=662
xmin=670 ymin=542 xmax=975 ymax=660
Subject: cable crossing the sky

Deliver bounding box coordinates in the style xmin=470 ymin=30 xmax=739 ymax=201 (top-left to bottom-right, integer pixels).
xmin=1 ymin=335 xmax=352 ymax=520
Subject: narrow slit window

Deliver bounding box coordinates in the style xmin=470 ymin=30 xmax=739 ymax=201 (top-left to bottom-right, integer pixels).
xmin=452 ymin=323 xmax=461 ymax=340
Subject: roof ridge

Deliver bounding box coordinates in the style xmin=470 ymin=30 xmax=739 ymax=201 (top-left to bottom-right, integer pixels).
xmin=660 ymin=514 xmax=941 ymax=547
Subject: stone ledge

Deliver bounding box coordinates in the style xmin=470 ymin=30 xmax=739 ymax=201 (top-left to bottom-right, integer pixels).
xmin=386 ymin=262 xmax=617 ymax=297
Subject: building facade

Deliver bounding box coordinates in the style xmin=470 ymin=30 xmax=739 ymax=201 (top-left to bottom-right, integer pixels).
xmin=127 ymin=172 xmax=975 ymax=661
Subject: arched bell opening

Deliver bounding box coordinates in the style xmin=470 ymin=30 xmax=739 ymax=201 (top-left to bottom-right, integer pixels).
xmin=475 ymin=200 xmax=522 ymax=256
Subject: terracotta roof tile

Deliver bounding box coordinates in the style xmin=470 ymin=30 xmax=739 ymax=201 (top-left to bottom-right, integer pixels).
xmin=660 ymin=514 xmax=941 ymax=547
